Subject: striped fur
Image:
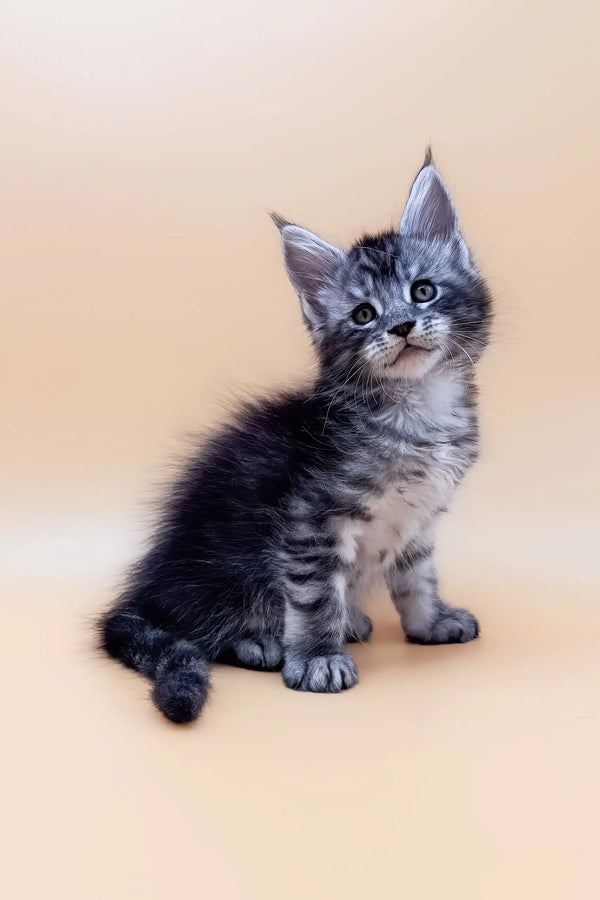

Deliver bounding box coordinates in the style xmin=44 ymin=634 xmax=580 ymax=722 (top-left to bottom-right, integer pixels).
xmin=99 ymin=154 xmax=491 ymax=723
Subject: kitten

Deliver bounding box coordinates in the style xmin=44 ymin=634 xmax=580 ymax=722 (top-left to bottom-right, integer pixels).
xmin=99 ymin=151 xmax=491 ymax=724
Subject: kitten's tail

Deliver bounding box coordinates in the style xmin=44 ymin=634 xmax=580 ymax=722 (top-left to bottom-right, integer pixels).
xmin=99 ymin=606 xmax=211 ymax=724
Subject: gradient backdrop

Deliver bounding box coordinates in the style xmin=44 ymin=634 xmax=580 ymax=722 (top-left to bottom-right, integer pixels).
xmin=2 ymin=2 xmax=599 ymax=899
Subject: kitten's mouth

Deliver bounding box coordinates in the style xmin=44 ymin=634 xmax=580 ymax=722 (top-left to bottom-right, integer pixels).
xmin=387 ymin=344 xmax=433 ymax=367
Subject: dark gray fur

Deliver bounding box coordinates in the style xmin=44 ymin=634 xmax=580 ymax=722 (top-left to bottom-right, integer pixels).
xmin=99 ymin=153 xmax=491 ymax=723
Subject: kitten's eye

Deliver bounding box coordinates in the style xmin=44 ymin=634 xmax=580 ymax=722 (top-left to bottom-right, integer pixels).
xmin=410 ymin=280 xmax=437 ymax=303
xmin=351 ymin=302 xmax=377 ymax=325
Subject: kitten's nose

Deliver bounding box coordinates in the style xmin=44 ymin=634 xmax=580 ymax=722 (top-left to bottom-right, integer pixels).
xmin=388 ymin=321 xmax=416 ymax=338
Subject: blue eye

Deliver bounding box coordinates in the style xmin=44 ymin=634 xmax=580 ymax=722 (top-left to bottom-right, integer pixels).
xmin=410 ymin=280 xmax=437 ymax=303
xmin=351 ymin=303 xmax=377 ymax=325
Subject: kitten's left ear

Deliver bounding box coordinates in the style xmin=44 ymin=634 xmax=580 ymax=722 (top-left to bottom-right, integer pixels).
xmin=272 ymin=214 xmax=346 ymax=338
xmin=400 ymin=151 xmax=464 ymax=245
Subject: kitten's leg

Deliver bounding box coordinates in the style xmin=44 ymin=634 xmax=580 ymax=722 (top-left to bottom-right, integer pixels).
xmin=281 ymin=555 xmax=358 ymax=693
xmin=344 ymin=574 xmax=373 ymax=643
xmin=385 ymin=535 xmax=479 ymax=644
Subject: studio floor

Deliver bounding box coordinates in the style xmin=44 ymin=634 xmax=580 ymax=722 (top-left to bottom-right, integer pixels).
xmin=2 ymin=575 xmax=598 ymax=900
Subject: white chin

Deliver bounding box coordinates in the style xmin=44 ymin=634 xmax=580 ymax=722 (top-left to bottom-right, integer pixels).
xmin=386 ymin=347 xmax=441 ymax=380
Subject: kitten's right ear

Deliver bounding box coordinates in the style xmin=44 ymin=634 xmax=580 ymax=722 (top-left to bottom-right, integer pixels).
xmin=271 ymin=214 xmax=345 ymax=338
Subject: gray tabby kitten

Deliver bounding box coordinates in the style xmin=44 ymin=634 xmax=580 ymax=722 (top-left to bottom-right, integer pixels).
xmin=100 ymin=151 xmax=492 ymax=723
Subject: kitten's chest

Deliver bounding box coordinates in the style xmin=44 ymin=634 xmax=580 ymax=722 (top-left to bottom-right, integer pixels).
xmin=354 ymin=450 xmax=458 ymax=566
xmin=337 ymin=385 xmax=477 ymax=568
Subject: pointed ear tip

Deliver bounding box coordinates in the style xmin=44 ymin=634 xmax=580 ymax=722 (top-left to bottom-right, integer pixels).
xmin=419 ymin=146 xmax=442 ymax=177
xmin=269 ymin=212 xmax=291 ymax=232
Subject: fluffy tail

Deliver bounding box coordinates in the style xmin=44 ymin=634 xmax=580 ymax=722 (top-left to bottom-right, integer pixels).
xmin=99 ymin=607 xmax=211 ymax=724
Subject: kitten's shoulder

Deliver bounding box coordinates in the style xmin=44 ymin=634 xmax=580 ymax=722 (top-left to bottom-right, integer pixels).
xmin=230 ymin=383 xmax=317 ymax=437
xmin=187 ymin=384 xmax=317 ymax=469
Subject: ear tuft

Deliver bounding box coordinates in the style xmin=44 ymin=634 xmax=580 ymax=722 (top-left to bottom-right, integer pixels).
xmin=270 ymin=211 xmax=292 ymax=232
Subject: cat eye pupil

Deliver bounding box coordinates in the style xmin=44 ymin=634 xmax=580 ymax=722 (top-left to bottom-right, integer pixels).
xmin=411 ymin=279 xmax=437 ymax=303
xmin=352 ymin=303 xmax=376 ymax=325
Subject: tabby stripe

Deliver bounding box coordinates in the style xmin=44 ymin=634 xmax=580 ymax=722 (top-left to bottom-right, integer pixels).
xmin=395 ymin=544 xmax=434 ymax=570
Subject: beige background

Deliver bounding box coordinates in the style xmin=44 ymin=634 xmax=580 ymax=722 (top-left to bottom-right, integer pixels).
xmin=2 ymin=1 xmax=599 ymax=898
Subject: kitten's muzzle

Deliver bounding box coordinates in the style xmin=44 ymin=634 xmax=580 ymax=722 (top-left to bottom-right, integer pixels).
xmin=386 ymin=339 xmax=434 ymax=368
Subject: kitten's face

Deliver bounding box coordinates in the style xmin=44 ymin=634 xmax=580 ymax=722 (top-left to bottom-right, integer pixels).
xmin=278 ymin=156 xmax=491 ymax=384
xmin=321 ymin=231 xmax=490 ymax=382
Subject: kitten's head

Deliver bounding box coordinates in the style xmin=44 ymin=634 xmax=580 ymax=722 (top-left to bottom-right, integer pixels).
xmin=275 ymin=152 xmax=491 ymax=384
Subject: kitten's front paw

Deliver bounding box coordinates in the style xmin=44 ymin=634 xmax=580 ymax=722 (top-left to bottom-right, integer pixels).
xmin=406 ymin=603 xmax=479 ymax=645
xmin=283 ymin=652 xmax=358 ymax=693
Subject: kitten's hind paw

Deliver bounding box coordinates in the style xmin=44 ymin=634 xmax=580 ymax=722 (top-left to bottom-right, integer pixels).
xmin=406 ymin=603 xmax=479 ymax=645
xmin=220 ymin=636 xmax=284 ymax=671
xmin=283 ymin=652 xmax=358 ymax=693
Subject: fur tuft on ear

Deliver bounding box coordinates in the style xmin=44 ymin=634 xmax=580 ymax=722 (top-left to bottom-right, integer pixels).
xmin=422 ymin=145 xmax=433 ymax=168
xmin=400 ymin=155 xmax=461 ymax=242
xmin=270 ymin=211 xmax=292 ymax=232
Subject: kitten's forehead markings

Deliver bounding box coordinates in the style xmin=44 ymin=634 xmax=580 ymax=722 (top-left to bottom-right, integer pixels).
xmin=347 ymin=286 xmax=369 ymax=303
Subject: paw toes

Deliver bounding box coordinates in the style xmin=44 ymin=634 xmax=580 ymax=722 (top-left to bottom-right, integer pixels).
xmin=232 ymin=637 xmax=284 ymax=670
xmin=283 ymin=653 xmax=359 ymax=693
xmin=235 ymin=640 xmax=264 ymax=667
xmin=260 ymin=637 xmax=285 ymax=669
xmin=407 ymin=606 xmax=479 ymax=645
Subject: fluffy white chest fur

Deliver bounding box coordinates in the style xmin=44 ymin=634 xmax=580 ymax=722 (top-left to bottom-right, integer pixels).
xmin=335 ymin=373 xmax=473 ymax=592
xmin=336 ymin=460 xmax=455 ymax=574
